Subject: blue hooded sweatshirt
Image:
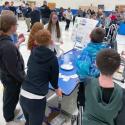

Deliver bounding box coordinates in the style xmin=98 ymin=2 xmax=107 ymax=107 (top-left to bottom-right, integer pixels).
xmin=76 ymin=42 xmax=108 ymax=80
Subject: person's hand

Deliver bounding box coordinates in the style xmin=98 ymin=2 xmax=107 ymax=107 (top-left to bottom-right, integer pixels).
xmin=60 ymin=41 xmax=63 ymax=44
xmin=18 ymin=33 xmax=25 ymax=44
xmin=55 ymin=88 xmax=62 ymax=97
xmin=51 ymin=40 xmax=54 ymax=45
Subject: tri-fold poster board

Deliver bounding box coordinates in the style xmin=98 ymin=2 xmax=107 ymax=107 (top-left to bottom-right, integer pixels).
xmin=71 ymin=17 xmax=99 ymax=48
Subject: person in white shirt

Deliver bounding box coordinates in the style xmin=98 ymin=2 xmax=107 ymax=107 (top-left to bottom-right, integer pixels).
xmin=64 ymin=8 xmax=73 ymax=30
xmin=45 ymin=12 xmax=63 ymax=55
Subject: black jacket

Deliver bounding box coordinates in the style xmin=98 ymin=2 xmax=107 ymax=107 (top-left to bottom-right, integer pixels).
xmin=24 ymin=7 xmax=32 ymax=18
xmin=30 ymin=9 xmax=40 ymax=24
xmin=22 ymin=46 xmax=59 ymax=96
xmin=0 ymin=35 xmax=25 ymax=85
xmin=9 ymin=6 xmax=17 ymax=15
xmin=40 ymin=5 xmax=51 ymax=18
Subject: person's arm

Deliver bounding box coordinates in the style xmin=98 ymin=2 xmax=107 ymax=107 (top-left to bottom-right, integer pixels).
xmin=50 ymin=56 xmax=59 ymax=89
xmin=50 ymin=56 xmax=62 ymax=96
xmin=59 ymin=26 xmax=63 ymax=44
xmin=116 ymin=89 xmax=125 ymax=125
xmin=76 ymin=50 xmax=91 ymax=79
xmin=3 ymin=44 xmax=25 ymax=84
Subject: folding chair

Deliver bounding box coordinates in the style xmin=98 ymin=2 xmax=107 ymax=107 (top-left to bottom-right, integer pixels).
xmin=104 ymin=24 xmax=118 ymax=51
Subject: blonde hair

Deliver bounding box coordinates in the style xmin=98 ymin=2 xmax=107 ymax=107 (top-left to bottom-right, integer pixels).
xmin=1 ymin=10 xmax=14 ymax=16
xmin=35 ymin=29 xmax=51 ymax=46
xmin=28 ymin=22 xmax=44 ymax=50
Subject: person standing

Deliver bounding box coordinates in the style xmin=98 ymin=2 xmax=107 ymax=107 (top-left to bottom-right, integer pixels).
xmin=40 ymin=0 xmax=51 ymax=25
xmin=45 ymin=12 xmax=63 ymax=55
xmin=9 ymin=1 xmax=17 ymax=15
xmin=2 ymin=1 xmax=10 ymax=10
xmin=83 ymin=9 xmax=87 ymax=17
xmin=24 ymin=3 xmax=32 ymax=32
xmin=58 ymin=7 xmax=64 ymax=21
xmin=20 ymin=29 xmax=62 ymax=125
xmin=77 ymin=8 xmax=83 ymax=17
xmin=64 ymin=8 xmax=73 ymax=31
xmin=30 ymin=4 xmax=40 ymax=28
xmin=0 ymin=15 xmax=25 ymax=125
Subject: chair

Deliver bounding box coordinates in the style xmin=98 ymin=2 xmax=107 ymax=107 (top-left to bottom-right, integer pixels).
xmin=104 ymin=24 xmax=118 ymax=51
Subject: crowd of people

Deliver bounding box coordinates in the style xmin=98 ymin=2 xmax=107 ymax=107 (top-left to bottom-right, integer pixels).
xmin=0 ymin=1 xmax=125 ymax=125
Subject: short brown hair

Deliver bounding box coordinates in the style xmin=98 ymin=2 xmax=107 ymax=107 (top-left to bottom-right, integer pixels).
xmin=0 ymin=15 xmax=17 ymax=33
xmin=96 ymin=49 xmax=121 ymax=76
xmin=90 ymin=27 xmax=106 ymax=43
xmin=28 ymin=22 xmax=44 ymax=50
xmin=5 ymin=1 xmax=9 ymax=6
xmin=34 ymin=29 xmax=51 ymax=46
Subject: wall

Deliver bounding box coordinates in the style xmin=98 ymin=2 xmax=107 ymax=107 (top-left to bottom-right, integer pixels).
xmin=0 ymin=0 xmax=125 ymax=11
xmin=35 ymin=0 xmax=125 ymax=11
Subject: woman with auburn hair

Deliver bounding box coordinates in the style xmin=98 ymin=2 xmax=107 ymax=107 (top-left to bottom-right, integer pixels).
xmin=28 ymin=22 xmax=44 ymax=50
xmin=45 ymin=12 xmax=63 ymax=55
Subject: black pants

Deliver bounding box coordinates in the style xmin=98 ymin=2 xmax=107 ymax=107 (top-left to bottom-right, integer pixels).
xmin=77 ymin=83 xmax=85 ymax=108
xmin=20 ymin=96 xmax=46 ymax=125
xmin=3 ymin=83 xmax=21 ymax=122
xmin=65 ymin=19 xmax=71 ymax=30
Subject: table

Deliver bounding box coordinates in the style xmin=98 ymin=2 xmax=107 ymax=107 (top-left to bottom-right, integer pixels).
xmin=50 ymin=49 xmax=81 ymax=96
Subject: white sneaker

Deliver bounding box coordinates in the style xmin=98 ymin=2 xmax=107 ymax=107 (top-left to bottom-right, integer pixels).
xmin=6 ymin=121 xmax=25 ymax=125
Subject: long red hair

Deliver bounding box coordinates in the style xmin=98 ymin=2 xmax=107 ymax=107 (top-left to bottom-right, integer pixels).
xmin=28 ymin=22 xmax=44 ymax=50
xmin=47 ymin=12 xmax=61 ymax=38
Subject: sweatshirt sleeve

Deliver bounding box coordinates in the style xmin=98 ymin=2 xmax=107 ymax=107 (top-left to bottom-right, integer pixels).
xmin=3 ymin=44 xmax=24 ymax=84
xmin=116 ymin=89 xmax=125 ymax=125
xmin=76 ymin=50 xmax=91 ymax=79
xmin=59 ymin=26 xmax=63 ymax=43
xmin=50 ymin=56 xmax=59 ymax=89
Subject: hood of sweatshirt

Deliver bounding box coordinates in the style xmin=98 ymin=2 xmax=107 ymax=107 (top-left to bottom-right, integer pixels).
xmin=31 ymin=46 xmax=55 ymax=64
xmin=85 ymin=42 xmax=107 ymax=57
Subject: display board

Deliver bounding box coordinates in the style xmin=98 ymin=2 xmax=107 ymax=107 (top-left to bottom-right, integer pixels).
xmin=71 ymin=17 xmax=99 ymax=49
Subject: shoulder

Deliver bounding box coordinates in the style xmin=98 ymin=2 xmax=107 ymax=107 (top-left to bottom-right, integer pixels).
xmin=85 ymin=78 xmax=98 ymax=88
xmin=44 ymin=24 xmax=48 ymax=29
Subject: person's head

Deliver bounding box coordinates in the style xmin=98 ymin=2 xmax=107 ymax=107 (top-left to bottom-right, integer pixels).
xmin=4 ymin=1 xmax=9 ymax=7
xmin=0 ymin=15 xmax=17 ymax=35
xmin=96 ymin=49 xmax=121 ymax=76
xmin=28 ymin=22 xmax=44 ymax=50
xmin=48 ymin=12 xmax=61 ymax=38
xmin=25 ymin=3 xmax=29 ymax=8
xmin=90 ymin=27 xmax=106 ymax=43
xmin=43 ymin=0 xmax=47 ymax=6
xmin=34 ymin=29 xmax=51 ymax=47
xmin=31 ymin=4 xmax=36 ymax=11
xmin=90 ymin=14 xmax=97 ymax=20
xmin=1 ymin=10 xmax=14 ymax=16
xmin=10 ymin=1 xmax=14 ymax=6
xmin=79 ymin=8 xmax=82 ymax=11
xmin=68 ymin=8 xmax=71 ymax=12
